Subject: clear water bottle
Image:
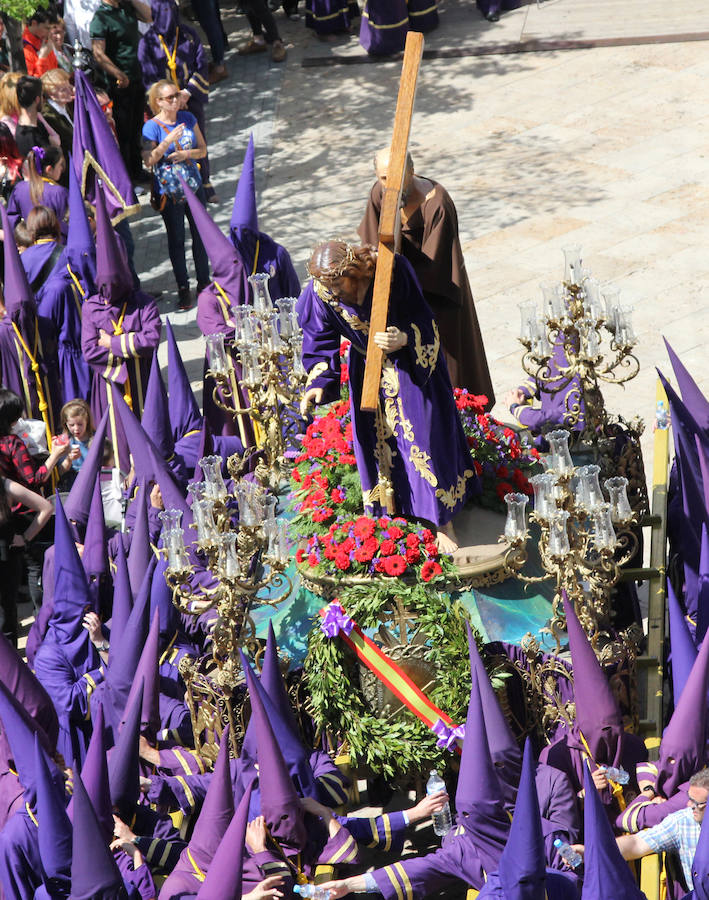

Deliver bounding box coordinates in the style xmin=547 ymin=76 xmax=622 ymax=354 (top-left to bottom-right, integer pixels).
xmin=293 ymin=885 xmax=331 ymax=900
xmin=655 ymin=400 xmax=669 ymax=430
xmin=554 ymin=838 xmax=582 ymax=869
xmin=426 ymin=770 xmax=452 ymax=837
xmin=600 ymin=764 xmax=630 ymax=785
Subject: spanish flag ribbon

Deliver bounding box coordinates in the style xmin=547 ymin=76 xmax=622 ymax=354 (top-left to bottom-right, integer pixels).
xmin=319 ymin=601 xmax=462 ymax=753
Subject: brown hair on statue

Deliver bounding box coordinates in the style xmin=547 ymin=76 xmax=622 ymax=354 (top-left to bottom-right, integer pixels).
xmin=307 ymin=240 xmax=377 ymax=285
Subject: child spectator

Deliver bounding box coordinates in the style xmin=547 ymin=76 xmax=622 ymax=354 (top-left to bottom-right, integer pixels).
xmin=7 ymin=145 xmax=68 ymax=236
xmin=58 ymin=399 xmax=95 ymax=489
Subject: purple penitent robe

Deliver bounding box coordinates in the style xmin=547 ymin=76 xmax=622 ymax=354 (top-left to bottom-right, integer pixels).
xmin=81 ymin=290 xmax=162 ymax=424
xmin=7 ymin=179 xmax=69 ymax=237
xmin=297 ymin=254 xmax=479 ymax=525
xmin=196 ymin=280 xmax=254 ymax=446
xmin=229 ymin=227 xmax=301 ymax=302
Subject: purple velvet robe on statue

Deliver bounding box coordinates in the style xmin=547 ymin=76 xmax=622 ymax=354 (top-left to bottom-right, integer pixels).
xmin=297 ymin=254 xmax=478 ymax=526
xmin=7 ymin=179 xmax=69 ymax=237
xmin=82 ymin=291 xmax=162 ymax=425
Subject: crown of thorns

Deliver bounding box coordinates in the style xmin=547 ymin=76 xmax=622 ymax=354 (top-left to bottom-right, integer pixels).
xmin=306 ymin=239 xmax=357 ymax=280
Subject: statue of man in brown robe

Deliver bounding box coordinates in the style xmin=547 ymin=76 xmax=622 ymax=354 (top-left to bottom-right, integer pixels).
xmin=358 ymin=148 xmax=495 ymax=407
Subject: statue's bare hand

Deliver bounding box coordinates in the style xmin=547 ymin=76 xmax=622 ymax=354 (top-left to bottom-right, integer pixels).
xmin=300 ymin=387 xmax=323 ymax=417
xmin=373 ymin=326 xmax=408 ymax=353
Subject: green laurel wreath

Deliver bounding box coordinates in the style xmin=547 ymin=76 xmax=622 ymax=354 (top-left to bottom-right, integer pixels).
xmin=304 ymin=580 xmax=479 ymax=780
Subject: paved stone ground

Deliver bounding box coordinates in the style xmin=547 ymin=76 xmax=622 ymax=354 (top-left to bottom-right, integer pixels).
xmin=132 ymin=0 xmax=709 ymax=488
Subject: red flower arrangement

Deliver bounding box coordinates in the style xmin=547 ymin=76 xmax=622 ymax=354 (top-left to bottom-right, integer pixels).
xmin=289 ymin=345 xmax=538 ymax=582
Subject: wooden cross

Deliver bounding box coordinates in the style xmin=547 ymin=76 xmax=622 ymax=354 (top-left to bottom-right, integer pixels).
xmin=360 ymin=31 xmax=424 ymax=413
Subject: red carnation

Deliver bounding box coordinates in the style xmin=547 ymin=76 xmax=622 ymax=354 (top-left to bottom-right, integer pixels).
xmin=295 ymin=548 xmax=306 ymax=564
xmin=341 ymin=537 xmax=355 ymax=553
xmin=335 ymin=550 xmax=351 ymax=571
xmin=421 ymin=560 xmax=442 ymax=582
xmin=405 ymin=533 xmax=420 ymax=549
xmin=331 ymin=488 xmax=346 ymax=504
xmin=292 ymin=469 xmax=302 ymax=483
xmin=378 ymin=517 xmax=390 ymax=528
xmin=374 ymin=558 xmax=386 ymax=573
xmin=421 ymin=528 xmax=434 ymax=544
xmin=424 ymin=542 xmax=439 ymax=558
xmin=387 ymin=525 xmax=404 ymax=540
xmin=406 ymin=547 xmax=421 ymax=564
xmin=383 ymin=555 xmax=407 ymax=576
xmin=307 ymin=553 xmax=318 ymax=566
xmin=380 ymin=539 xmax=397 ymax=556
xmin=353 ymin=517 xmax=376 ymax=540
xmin=496 ymin=481 xmax=514 ymax=501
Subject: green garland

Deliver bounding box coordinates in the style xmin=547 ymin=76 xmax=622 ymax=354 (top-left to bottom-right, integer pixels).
xmin=304 ymin=580 xmax=478 ymax=780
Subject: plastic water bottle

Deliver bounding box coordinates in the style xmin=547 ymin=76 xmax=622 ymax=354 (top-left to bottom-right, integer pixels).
xmin=293 ymin=885 xmax=331 ymax=900
xmin=554 ymin=838 xmax=582 ymax=869
xmin=600 ymin=764 xmax=630 ymax=785
xmin=655 ymin=400 xmax=669 ymax=430
xmin=426 ymin=770 xmax=452 ymax=837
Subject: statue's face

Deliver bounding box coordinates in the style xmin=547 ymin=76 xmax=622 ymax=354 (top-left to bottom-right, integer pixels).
xmin=328 ymin=275 xmax=361 ymax=305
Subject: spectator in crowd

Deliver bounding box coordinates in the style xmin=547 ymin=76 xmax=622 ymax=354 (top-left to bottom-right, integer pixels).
xmin=90 ymin=0 xmax=152 ymax=185
xmin=191 ymin=0 xmax=229 ymax=84
xmin=14 ymin=75 xmax=61 ymax=158
xmin=0 ymin=474 xmax=53 ymax=646
xmin=139 ymin=0 xmax=215 ymax=201
xmin=40 ymin=68 xmax=74 ymax=170
xmin=48 ymin=18 xmax=73 ymax=72
xmin=142 ymin=79 xmax=210 ymax=310
xmin=238 ymin=0 xmax=287 ymax=62
xmin=7 ymin=146 xmax=68 ymax=239
xmin=0 ymin=123 xmax=22 ymax=203
xmin=22 ymin=8 xmax=58 ymax=78
xmin=0 ymin=19 xmax=10 ymax=73
xmin=0 ymin=72 xmax=60 ymax=147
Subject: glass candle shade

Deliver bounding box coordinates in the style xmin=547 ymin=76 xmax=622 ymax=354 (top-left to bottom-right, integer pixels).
xmin=199 ymin=455 xmax=227 ymax=500
xmin=583 ymin=278 xmax=603 ymax=320
xmin=218 ymin=532 xmax=240 ymax=578
xmin=547 ymin=429 xmax=574 ymax=474
xmin=234 ymin=306 xmax=257 ymax=344
xmin=541 ymin=282 xmax=565 ymax=321
xmin=531 ymin=330 xmax=552 ymax=359
xmin=265 ymin=312 xmax=285 ymax=352
xmin=275 ymin=518 xmax=289 ymax=563
xmin=529 ymin=472 xmax=557 ymax=521
xmin=581 ymin=324 xmax=601 ymax=359
xmin=547 ymin=509 xmax=571 ymax=557
xmin=236 ymin=483 xmax=258 ymax=526
xmin=249 ymin=272 xmax=273 ymax=316
xmin=164 ymin=528 xmax=189 ymax=570
xmin=504 ymin=492 xmax=529 ymax=541
xmin=291 ymin=339 xmax=306 ymax=377
xmin=243 ymin=346 xmax=262 ymax=384
xmin=518 ymin=301 xmax=539 ymax=342
xmin=193 ymin=498 xmax=217 ymax=543
xmin=574 ymin=465 xmax=604 ymax=512
xmin=260 ymin=494 xmax=277 ymax=523
xmin=186 ymin=482 xmax=205 ymax=507
xmin=562 ymin=244 xmax=583 ymax=285
xmin=206 ymin=333 xmax=229 ymax=375
xmin=615 ymin=306 xmax=636 ymax=346
xmin=159 ymin=508 xmax=183 ymax=532
xmin=604 ymin=476 xmax=633 ymax=523
xmin=602 ymin=287 xmax=621 ymax=331
xmin=591 ymin=503 xmax=617 ymax=551
xmin=277 ymin=299 xmax=296 ymax=338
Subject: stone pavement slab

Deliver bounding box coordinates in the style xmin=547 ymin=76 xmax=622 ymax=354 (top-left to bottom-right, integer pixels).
xmin=133 ymin=0 xmax=709 ymax=490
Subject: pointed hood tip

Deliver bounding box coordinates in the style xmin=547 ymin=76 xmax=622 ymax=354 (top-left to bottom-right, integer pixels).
xmin=231 ymin=133 xmax=258 ymax=234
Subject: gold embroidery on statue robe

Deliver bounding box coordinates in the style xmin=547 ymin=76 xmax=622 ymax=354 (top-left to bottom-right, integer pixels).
xmin=381 ymin=360 xmax=414 ymax=442
xmin=410 ymin=322 xmax=440 ymax=373
xmin=436 ymin=470 xmax=474 ymax=510
xmin=409 ymin=444 xmax=437 ymax=487
xmin=313 ymin=280 xmax=370 ymax=335
xmin=305 ymin=361 xmax=328 ymax=389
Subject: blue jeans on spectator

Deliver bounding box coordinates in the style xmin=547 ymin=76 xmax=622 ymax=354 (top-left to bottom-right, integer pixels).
xmin=194 ymin=0 xmax=226 ymax=65
xmin=160 ymin=185 xmax=211 ymax=290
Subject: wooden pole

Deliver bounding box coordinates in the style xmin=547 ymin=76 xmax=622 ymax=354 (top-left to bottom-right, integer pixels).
xmin=360 ymin=31 xmax=424 ymax=413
